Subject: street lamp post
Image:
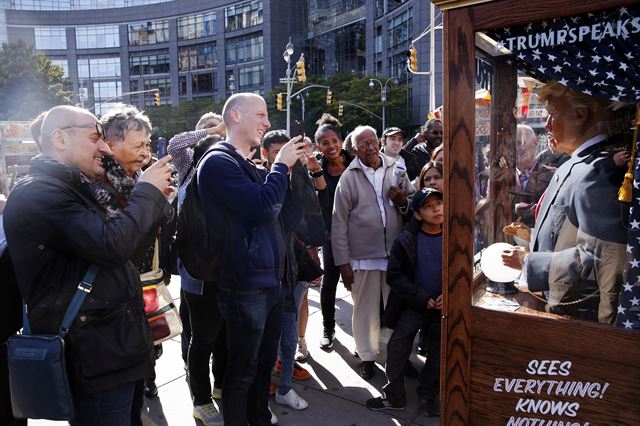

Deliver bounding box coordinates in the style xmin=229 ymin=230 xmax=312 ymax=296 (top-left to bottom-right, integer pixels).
xmin=368 ymin=77 xmax=397 ymax=131
xmin=281 ymin=38 xmax=295 ymax=135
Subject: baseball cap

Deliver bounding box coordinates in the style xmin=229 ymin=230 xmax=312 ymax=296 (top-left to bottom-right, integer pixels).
xmin=382 ymin=127 xmax=405 ymax=138
xmin=410 ymin=187 xmax=443 ymax=213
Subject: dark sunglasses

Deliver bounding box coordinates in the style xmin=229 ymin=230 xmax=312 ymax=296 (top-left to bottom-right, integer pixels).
xmin=59 ymin=122 xmax=105 ymax=139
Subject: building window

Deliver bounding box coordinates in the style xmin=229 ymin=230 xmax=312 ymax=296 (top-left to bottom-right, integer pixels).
xmin=191 ymin=72 xmax=215 ymax=97
xmin=34 ymin=27 xmax=67 ymax=50
xmin=375 ymin=26 xmax=383 ymax=54
xmin=129 ymin=49 xmax=170 ymax=75
xmin=306 ymin=21 xmax=366 ymax=78
xmin=93 ymin=80 xmax=121 ymax=116
xmin=178 ymin=11 xmax=216 ymax=40
xmin=179 ymin=76 xmax=188 ymax=98
xmin=179 ymin=43 xmax=217 ymax=72
xmin=77 ymin=56 xmax=121 ymax=78
xmin=224 ymin=0 xmax=263 ymax=32
xmin=387 ymin=0 xmax=410 ymax=13
xmin=143 ymin=77 xmax=170 ymax=106
xmin=388 ymin=9 xmax=413 ymax=48
xmin=389 ymin=51 xmax=408 ymax=82
xmin=12 ymin=0 xmax=175 ymax=11
xmin=76 ymin=25 xmax=120 ymax=49
xmin=49 ymin=58 xmax=69 ymax=77
xmin=128 ymin=20 xmax=169 ymax=46
xmin=238 ymin=64 xmax=263 ymax=92
xmin=225 ymin=32 xmax=263 ymax=65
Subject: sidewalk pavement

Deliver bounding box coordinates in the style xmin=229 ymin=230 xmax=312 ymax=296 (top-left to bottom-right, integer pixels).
xmin=31 ymin=277 xmax=439 ymax=426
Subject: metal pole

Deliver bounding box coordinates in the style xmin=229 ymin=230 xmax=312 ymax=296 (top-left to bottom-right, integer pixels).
xmin=429 ymin=2 xmax=436 ymax=112
xmin=301 ymin=95 xmax=305 ymax=124
xmin=285 ymin=59 xmax=292 ymax=136
xmin=381 ymin=88 xmax=386 ymax=131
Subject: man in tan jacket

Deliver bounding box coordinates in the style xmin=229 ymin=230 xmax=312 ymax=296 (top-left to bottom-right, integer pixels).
xmin=331 ymin=125 xmax=415 ymax=380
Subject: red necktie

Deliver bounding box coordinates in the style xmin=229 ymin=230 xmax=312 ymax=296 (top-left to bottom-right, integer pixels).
xmin=535 ymin=189 xmax=547 ymax=221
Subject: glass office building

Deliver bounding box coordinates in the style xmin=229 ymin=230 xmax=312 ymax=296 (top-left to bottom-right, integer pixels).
xmin=4 ymin=0 xmax=440 ymax=125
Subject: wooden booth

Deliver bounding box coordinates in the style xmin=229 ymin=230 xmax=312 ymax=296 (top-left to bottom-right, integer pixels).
xmin=433 ymin=0 xmax=640 ymax=424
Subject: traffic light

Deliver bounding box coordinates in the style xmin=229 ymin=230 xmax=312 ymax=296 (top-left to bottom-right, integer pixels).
xmin=326 ymin=89 xmax=332 ymax=105
xmin=154 ymin=90 xmax=160 ymax=106
xmin=296 ymin=54 xmax=307 ymax=83
xmin=338 ymin=103 xmax=344 ymax=117
xmin=276 ymin=93 xmax=284 ymax=111
xmin=407 ymin=46 xmax=418 ymax=73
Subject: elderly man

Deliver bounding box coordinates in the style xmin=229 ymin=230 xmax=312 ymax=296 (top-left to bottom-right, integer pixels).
xmin=332 ymin=125 xmax=415 ymax=380
xmin=502 ymin=81 xmax=627 ymax=323
xmin=402 ymin=119 xmax=443 ymax=180
xmin=3 ymin=105 xmax=173 ymax=424
xmin=198 ymin=93 xmax=305 ymax=425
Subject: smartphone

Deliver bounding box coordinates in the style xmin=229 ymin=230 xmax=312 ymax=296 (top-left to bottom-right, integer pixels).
xmin=294 ymin=120 xmax=305 ymax=140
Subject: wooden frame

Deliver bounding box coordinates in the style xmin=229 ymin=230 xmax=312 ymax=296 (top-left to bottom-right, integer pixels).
xmin=438 ymin=0 xmax=640 ymax=424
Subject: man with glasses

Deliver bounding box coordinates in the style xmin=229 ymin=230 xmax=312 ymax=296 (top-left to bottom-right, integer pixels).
xmin=331 ymin=125 xmax=415 ymax=380
xmin=402 ymin=119 xmax=444 ymax=180
xmin=3 ymin=105 xmax=174 ymax=425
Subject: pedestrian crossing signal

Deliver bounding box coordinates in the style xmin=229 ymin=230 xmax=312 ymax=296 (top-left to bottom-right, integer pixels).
xmin=154 ymin=91 xmax=160 ymax=106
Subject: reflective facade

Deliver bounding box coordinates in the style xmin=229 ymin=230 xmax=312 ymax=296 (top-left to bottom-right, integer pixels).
xmin=4 ymin=0 xmax=439 ymax=126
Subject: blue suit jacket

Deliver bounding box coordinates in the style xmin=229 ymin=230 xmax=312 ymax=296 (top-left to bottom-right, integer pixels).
xmin=526 ymin=138 xmax=627 ymax=322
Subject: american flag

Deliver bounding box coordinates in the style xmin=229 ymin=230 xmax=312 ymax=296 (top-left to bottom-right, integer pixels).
xmin=487 ymin=6 xmax=640 ymax=103
xmin=615 ymin=138 xmax=640 ymax=330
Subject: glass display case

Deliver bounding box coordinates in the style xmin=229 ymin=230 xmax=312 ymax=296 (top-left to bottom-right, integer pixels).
xmin=433 ymin=0 xmax=640 ymax=424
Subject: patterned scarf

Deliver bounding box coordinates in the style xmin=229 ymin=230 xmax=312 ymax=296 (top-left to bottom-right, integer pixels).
xmin=88 ymin=155 xmax=139 ymax=218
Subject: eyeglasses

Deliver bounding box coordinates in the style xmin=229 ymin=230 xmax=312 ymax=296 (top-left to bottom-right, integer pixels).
xmin=59 ymin=122 xmax=105 ymax=140
xmin=356 ymin=141 xmax=380 ymax=150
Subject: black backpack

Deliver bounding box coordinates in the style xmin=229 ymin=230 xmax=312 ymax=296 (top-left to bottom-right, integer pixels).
xmin=175 ymin=145 xmax=261 ymax=282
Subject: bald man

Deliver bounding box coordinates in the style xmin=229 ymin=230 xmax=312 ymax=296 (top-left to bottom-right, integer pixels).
xmin=197 ymin=94 xmax=305 ymax=425
xmin=3 ymin=105 xmax=174 ymax=425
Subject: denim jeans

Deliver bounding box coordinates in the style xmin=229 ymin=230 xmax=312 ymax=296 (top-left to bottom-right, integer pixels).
xmin=277 ymin=282 xmax=308 ymax=394
xmin=184 ymin=284 xmax=225 ymax=406
xmin=218 ymin=285 xmax=283 ymax=426
xmin=383 ymin=308 xmax=441 ymax=405
xmin=71 ymin=380 xmax=140 ymax=426
xmin=320 ymin=242 xmax=341 ymax=333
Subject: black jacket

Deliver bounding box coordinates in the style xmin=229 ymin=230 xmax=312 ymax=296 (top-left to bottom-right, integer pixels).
xmin=383 ymin=220 xmax=438 ymax=327
xmin=401 ymin=137 xmax=433 ymax=181
xmin=3 ymin=156 xmax=168 ymax=393
xmin=317 ymin=150 xmax=354 ymax=234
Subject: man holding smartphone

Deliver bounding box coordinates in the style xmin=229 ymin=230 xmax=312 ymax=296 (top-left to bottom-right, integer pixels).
xmin=197 ymin=93 xmax=305 ymax=426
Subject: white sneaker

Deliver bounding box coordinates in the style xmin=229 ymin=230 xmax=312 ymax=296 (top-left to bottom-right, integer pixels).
xmin=193 ymin=403 xmax=223 ymax=426
xmin=269 ymin=404 xmax=278 ymax=424
xmin=275 ymin=389 xmax=309 ymax=410
xmin=295 ymin=337 xmax=309 ymax=362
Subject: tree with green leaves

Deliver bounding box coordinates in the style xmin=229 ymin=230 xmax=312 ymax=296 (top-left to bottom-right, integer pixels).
xmin=0 ymin=40 xmax=73 ymax=121
xmin=266 ymin=73 xmax=411 ymax=140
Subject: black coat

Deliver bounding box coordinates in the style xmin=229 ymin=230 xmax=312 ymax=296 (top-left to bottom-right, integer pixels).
xmin=3 ymin=157 xmax=169 ymax=393
xmin=383 ymin=220 xmax=438 ymax=328
xmin=401 ymin=137 xmax=433 ymax=181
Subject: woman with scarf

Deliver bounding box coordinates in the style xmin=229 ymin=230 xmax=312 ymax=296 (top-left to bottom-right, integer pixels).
xmin=93 ymin=105 xmax=170 ymax=425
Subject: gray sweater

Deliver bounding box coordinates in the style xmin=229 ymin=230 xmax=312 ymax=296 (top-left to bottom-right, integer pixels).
xmin=331 ymin=154 xmax=415 ymax=266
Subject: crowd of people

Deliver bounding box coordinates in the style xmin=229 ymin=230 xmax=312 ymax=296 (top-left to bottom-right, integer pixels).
xmin=0 ymin=92 xmax=446 ymax=426
xmin=2 ymin=77 xmax=632 ymax=426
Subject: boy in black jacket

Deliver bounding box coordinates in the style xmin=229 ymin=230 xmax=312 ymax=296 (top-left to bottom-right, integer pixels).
xmin=366 ymin=187 xmax=443 ymax=417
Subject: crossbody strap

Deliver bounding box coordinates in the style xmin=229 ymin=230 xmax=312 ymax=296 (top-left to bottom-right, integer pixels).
xmin=59 ymin=264 xmax=99 ymax=337
xmin=21 ymin=264 xmax=99 ymax=337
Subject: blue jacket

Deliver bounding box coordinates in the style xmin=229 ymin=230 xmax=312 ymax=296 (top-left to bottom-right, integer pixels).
xmin=197 ymin=142 xmax=292 ymax=289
